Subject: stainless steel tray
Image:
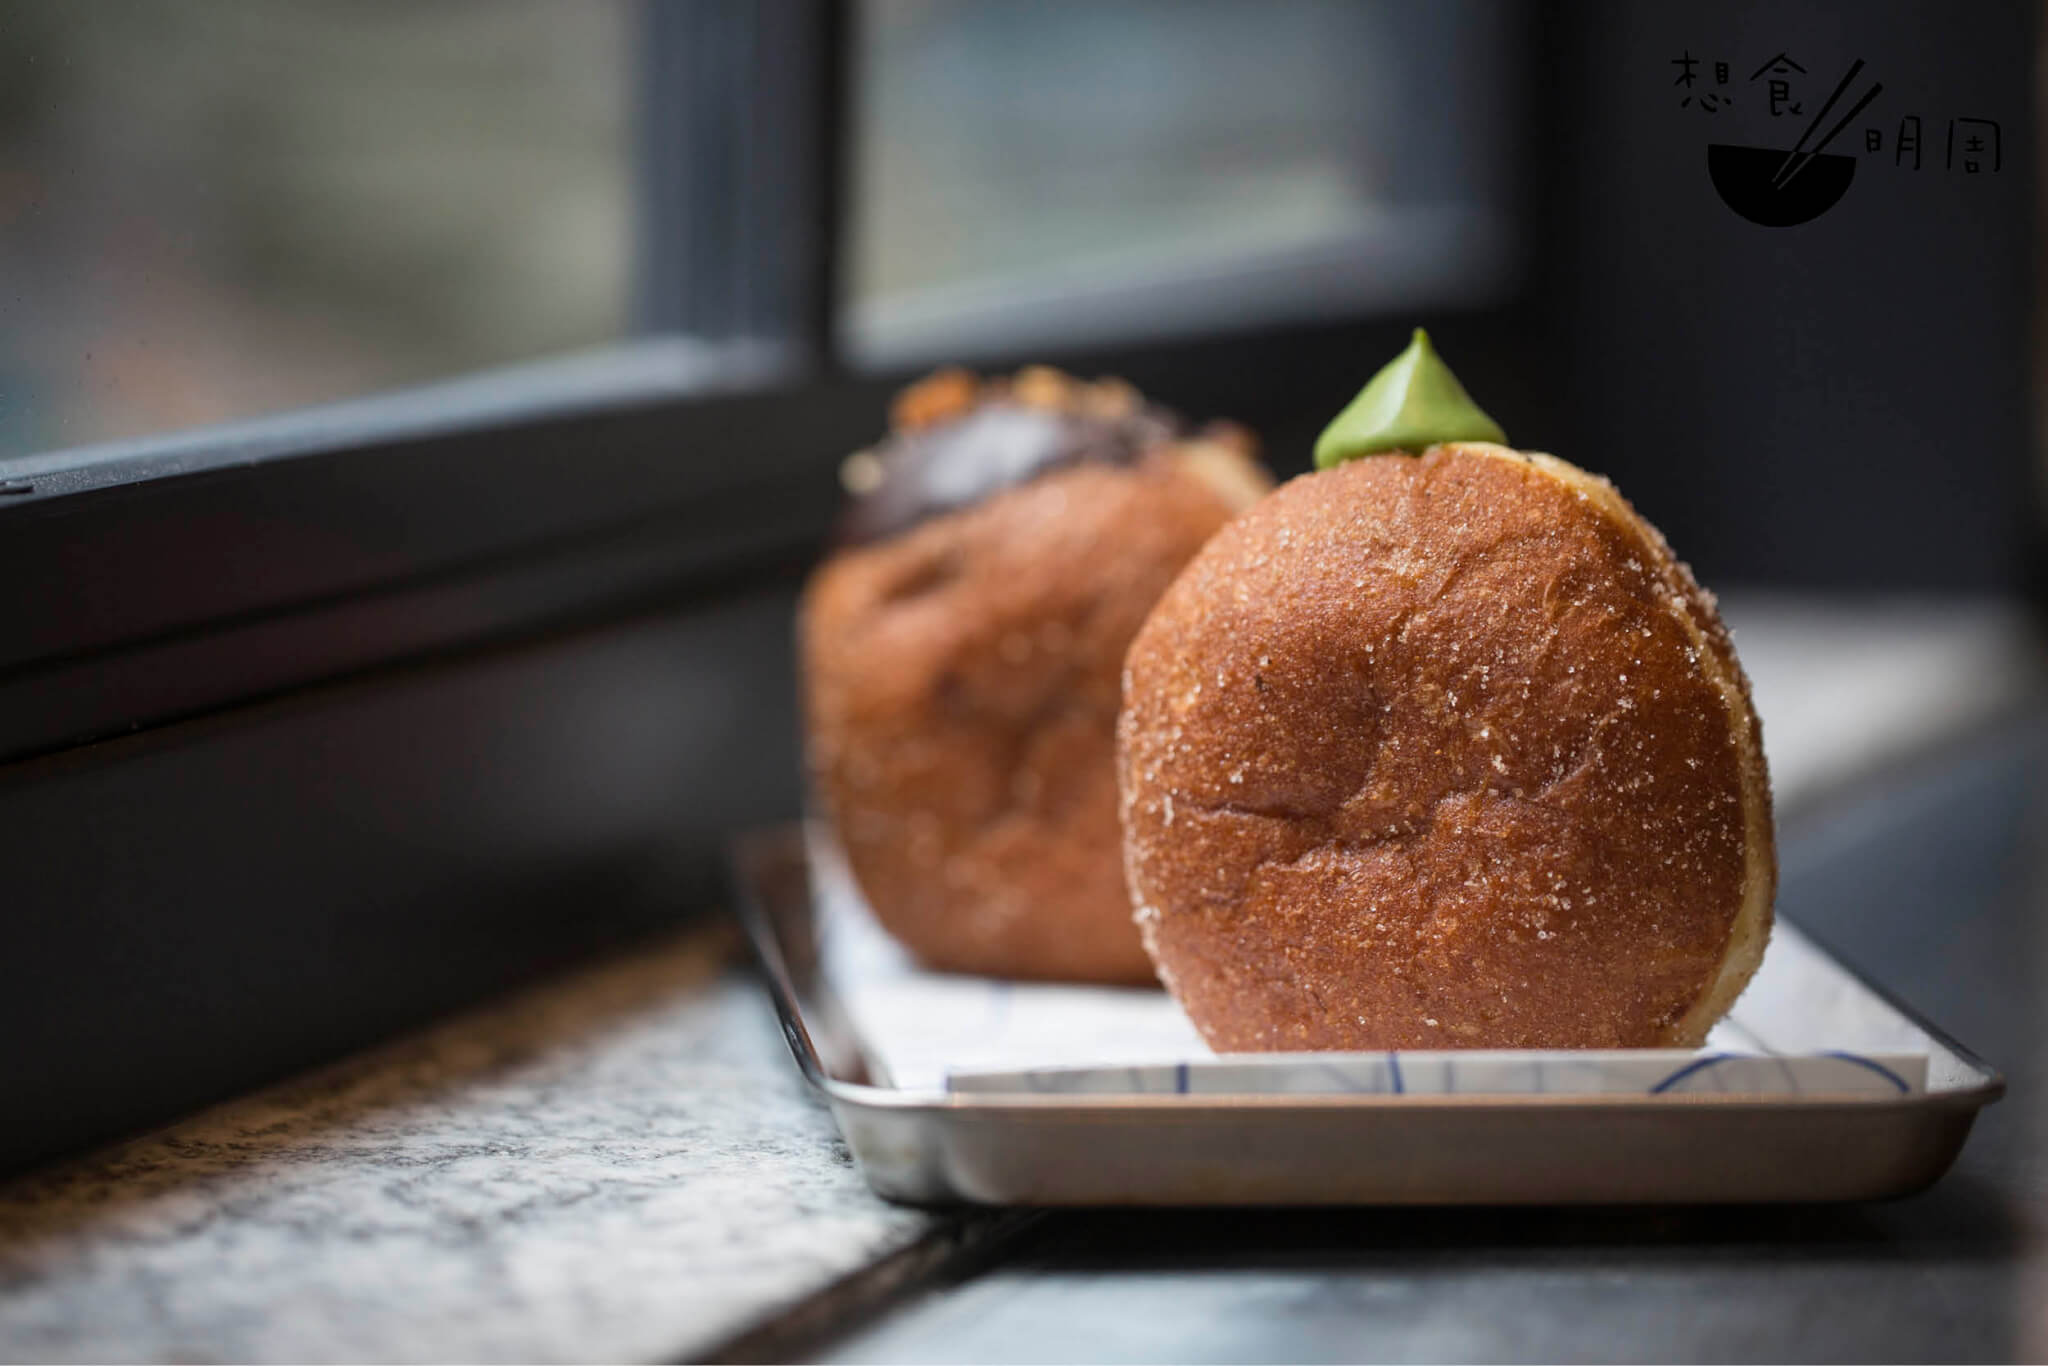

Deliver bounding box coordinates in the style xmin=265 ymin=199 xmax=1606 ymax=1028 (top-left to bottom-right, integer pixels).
xmin=729 ymin=825 xmax=2003 ymax=1207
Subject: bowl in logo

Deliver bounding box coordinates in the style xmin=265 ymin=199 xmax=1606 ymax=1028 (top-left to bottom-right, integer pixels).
xmin=1707 ymin=143 xmax=1856 ymax=227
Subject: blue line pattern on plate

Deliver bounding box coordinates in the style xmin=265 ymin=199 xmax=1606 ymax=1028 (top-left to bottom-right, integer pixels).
xmin=947 ymin=1051 xmax=1928 ymax=1097
xmin=1650 ymin=1054 xmax=1742 ymax=1094
xmin=1823 ymin=1051 xmax=1912 ymax=1093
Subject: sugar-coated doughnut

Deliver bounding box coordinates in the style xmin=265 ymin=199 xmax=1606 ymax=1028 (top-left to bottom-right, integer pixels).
xmin=1118 ymin=442 xmax=1773 ymax=1046
xmin=803 ymin=369 xmax=1268 ymax=983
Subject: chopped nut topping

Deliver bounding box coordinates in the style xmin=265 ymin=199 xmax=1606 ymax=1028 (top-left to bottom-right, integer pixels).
xmin=1011 ymin=364 xmax=1077 ymax=410
xmin=1082 ymin=376 xmax=1142 ymax=419
xmin=890 ymin=366 xmax=979 ymax=430
xmin=838 ymin=449 xmax=886 ymax=495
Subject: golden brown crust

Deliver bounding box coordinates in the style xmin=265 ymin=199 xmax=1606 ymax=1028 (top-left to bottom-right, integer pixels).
xmin=1117 ymin=442 xmax=1774 ymax=1047
xmin=1518 ymin=452 xmax=1775 ymax=1044
xmin=803 ymin=448 xmax=1265 ymax=983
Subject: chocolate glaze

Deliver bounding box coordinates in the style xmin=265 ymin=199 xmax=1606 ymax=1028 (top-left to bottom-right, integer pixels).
xmin=835 ymin=396 xmax=1185 ymax=547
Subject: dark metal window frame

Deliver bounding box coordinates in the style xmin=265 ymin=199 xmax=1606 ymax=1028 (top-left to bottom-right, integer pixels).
xmin=0 ymin=0 xmax=1557 ymax=767
xmin=831 ymin=0 xmax=1532 ymax=370
xmin=0 ymin=30 xmax=1638 ymax=1116
xmin=637 ymin=0 xmax=845 ymax=356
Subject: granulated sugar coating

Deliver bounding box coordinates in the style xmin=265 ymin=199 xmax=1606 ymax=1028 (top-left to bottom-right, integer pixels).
xmin=1117 ymin=442 xmax=1775 ymax=1049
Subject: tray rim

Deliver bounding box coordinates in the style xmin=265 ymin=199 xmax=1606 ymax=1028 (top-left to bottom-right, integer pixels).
xmin=729 ymin=824 xmax=2007 ymax=1118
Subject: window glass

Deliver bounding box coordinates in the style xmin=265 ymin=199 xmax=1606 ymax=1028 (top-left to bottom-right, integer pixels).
xmin=0 ymin=0 xmax=631 ymax=455
xmin=845 ymin=0 xmax=1518 ymax=364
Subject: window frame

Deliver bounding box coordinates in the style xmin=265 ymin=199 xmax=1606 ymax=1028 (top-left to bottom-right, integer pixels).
xmin=834 ymin=0 xmax=1534 ymax=370
xmin=0 ymin=0 xmax=1557 ymax=774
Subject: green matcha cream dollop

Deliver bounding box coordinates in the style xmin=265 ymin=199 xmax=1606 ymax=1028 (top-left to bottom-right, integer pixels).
xmin=1313 ymin=328 xmax=1507 ymax=469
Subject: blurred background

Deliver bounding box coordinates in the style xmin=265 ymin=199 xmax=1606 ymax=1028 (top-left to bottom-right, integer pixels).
xmin=0 ymin=0 xmax=2036 ymax=593
xmin=0 ymin=10 xmax=2042 ymax=1342
xmin=0 ymin=0 xmax=633 ymax=454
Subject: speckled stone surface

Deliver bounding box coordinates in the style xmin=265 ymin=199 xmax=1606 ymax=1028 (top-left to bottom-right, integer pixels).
xmin=0 ymin=927 xmax=943 ymax=1364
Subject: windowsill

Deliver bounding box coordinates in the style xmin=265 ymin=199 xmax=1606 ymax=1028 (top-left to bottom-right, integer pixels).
xmin=1720 ymin=592 xmax=2044 ymax=814
xmin=0 ymin=592 xmax=2038 ymax=1360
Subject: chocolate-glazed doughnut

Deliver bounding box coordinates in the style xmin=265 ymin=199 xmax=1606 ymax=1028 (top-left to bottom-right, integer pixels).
xmin=1117 ymin=334 xmax=1773 ymax=1047
xmin=833 ymin=366 xmax=1197 ymax=547
xmin=802 ymin=367 xmax=1269 ymax=983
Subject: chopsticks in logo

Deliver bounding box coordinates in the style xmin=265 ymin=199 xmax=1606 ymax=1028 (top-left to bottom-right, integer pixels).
xmin=1771 ymin=59 xmax=1884 ymax=189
